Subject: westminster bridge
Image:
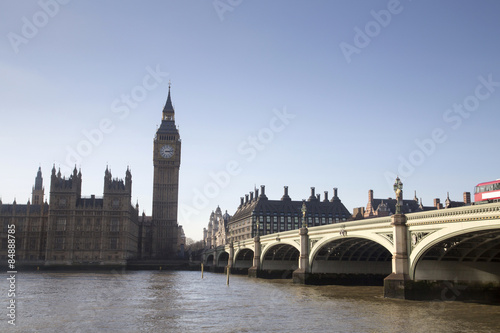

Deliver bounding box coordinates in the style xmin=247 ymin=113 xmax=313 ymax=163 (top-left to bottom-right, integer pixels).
xmin=202 ymin=201 xmax=500 ymax=301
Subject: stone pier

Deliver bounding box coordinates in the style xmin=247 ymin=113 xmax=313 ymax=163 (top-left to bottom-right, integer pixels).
xmin=248 ymin=236 xmax=261 ymax=278
xmin=292 ymin=227 xmax=310 ymax=284
xmin=384 ymin=213 xmax=411 ymax=299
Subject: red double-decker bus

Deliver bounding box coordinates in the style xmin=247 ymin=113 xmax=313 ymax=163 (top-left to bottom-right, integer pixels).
xmin=474 ymin=179 xmax=500 ymax=203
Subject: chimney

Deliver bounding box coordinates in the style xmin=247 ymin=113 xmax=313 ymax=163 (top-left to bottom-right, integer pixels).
xmin=316 ymin=194 xmax=321 ymax=201
xmin=308 ymin=187 xmax=316 ymax=201
xmin=281 ymin=186 xmax=290 ymax=201
xmin=245 ymin=194 xmax=249 ymax=204
xmin=368 ymin=189 xmax=373 ymax=202
xmin=250 ymin=191 xmax=254 ymax=201
xmin=255 ymin=188 xmax=259 ymax=198
xmin=463 ymin=192 xmax=471 ymax=205
xmin=258 ymin=185 xmax=268 ymax=200
xmin=434 ymin=198 xmax=442 ymax=209
xmin=240 ymin=197 xmax=244 ymax=207
xmin=323 ymin=191 xmax=329 ymax=202
xmin=332 ymin=187 xmax=339 ymax=201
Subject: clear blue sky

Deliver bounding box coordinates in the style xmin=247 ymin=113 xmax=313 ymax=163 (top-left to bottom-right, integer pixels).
xmin=1 ymin=0 xmax=500 ymax=241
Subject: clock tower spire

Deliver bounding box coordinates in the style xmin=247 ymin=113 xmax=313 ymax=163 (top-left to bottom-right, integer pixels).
xmin=162 ymin=81 xmax=175 ymax=121
xmin=151 ymin=83 xmax=181 ymax=259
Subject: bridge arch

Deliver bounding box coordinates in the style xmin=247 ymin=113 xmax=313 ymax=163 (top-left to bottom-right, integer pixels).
xmin=217 ymin=251 xmax=229 ymax=267
xmin=310 ymin=233 xmax=393 ymax=264
xmin=260 ymin=241 xmax=300 ymax=275
xmin=310 ymin=235 xmax=392 ymax=277
xmin=233 ymin=248 xmax=254 ymax=271
xmin=410 ymin=222 xmax=500 ymax=281
xmin=205 ymin=254 xmax=214 ymax=266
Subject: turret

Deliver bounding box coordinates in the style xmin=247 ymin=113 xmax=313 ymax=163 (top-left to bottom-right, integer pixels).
xmin=50 ymin=165 xmax=82 ymax=199
xmin=126 ymin=166 xmax=132 ymax=193
xmin=32 ymin=166 xmax=44 ymax=205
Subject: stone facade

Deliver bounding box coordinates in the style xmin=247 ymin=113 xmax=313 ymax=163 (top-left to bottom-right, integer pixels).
xmin=1 ymin=166 xmax=140 ymax=266
xmin=203 ymin=206 xmax=230 ymax=248
xmin=0 ymin=199 xmax=49 ymax=265
xmin=151 ymin=86 xmax=182 ymax=259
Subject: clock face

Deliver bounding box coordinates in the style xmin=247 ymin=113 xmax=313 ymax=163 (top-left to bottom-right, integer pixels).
xmin=160 ymin=144 xmax=174 ymax=158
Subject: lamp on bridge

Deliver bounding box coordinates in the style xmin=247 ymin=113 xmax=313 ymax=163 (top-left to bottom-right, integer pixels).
xmin=393 ymin=176 xmax=403 ymax=215
xmin=301 ymin=200 xmax=307 ymax=228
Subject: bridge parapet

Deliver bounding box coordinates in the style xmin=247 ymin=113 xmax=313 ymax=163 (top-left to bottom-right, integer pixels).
xmin=405 ymin=201 xmax=500 ymax=225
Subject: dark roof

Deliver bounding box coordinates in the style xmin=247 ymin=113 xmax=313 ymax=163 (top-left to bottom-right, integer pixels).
xmin=76 ymin=197 xmax=104 ymax=208
xmin=372 ymin=198 xmax=434 ymax=214
xmin=445 ymin=200 xmax=467 ymax=208
xmin=231 ymin=195 xmax=351 ymax=222
xmin=157 ymin=120 xmax=179 ymax=135
xmin=162 ymin=88 xmax=174 ymax=114
xmin=0 ymin=204 xmax=48 ymax=215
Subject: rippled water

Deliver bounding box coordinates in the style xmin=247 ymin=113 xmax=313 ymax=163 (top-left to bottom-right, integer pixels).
xmin=2 ymin=270 xmax=500 ymax=332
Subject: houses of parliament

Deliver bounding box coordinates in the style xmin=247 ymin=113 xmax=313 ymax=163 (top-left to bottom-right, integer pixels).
xmin=0 ymin=88 xmax=184 ymax=267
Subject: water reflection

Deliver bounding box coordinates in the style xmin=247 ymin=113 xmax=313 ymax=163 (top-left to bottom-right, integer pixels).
xmin=3 ymin=271 xmax=499 ymax=332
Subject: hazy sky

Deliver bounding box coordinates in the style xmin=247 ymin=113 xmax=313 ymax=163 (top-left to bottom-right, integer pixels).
xmin=1 ymin=0 xmax=500 ymax=241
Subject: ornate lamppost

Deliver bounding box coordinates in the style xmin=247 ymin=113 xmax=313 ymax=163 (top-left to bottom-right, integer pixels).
xmin=393 ymin=176 xmax=403 ymax=214
xmin=301 ymin=200 xmax=307 ymax=228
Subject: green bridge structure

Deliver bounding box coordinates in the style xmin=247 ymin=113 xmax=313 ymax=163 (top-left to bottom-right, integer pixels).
xmin=202 ymin=201 xmax=500 ymax=302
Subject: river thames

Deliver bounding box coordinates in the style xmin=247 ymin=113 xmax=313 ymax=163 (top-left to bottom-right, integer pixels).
xmin=3 ymin=270 xmax=500 ymax=332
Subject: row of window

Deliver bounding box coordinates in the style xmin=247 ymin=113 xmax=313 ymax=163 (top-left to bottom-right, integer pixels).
xmin=158 ymin=135 xmax=176 ymax=141
xmin=54 ymin=238 xmax=120 ymax=250
xmin=48 ymin=255 xmax=122 ymax=261
xmin=55 ymin=218 xmax=122 ymax=232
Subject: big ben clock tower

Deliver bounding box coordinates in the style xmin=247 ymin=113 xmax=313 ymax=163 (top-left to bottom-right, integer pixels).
xmin=152 ymin=83 xmax=181 ymax=259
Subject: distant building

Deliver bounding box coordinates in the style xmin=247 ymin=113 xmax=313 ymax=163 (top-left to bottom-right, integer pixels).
xmin=444 ymin=192 xmax=472 ymax=208
xmin=228 ymin=186 xmax=351 ymax=242
xmin=203 ymin=206 xmax=230 ymax=248
xmin=362 ymin=189 xmax=472 ymax=219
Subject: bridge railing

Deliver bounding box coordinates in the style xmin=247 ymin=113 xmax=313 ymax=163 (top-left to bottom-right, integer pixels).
xmin=405 ymin=201 xmax=500 ymax=225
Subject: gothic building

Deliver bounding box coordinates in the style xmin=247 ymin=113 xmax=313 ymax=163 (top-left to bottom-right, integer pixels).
xmin=228 ymin=186 xmax=351 ymax=242
xmin=203 ymin=206 xmax=231 ymax=248
xmin=46 ymin=166 xmax=139 ymax=266
xmin=0 ymin=166 xmax=140 ymax=266
xmin=0 ymin=168 xmax=49 ymax=265
xmin=151 ymin=85 xmax=182 ymax=259
xmin=1 ymin=88 xmax=183 ymax=266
